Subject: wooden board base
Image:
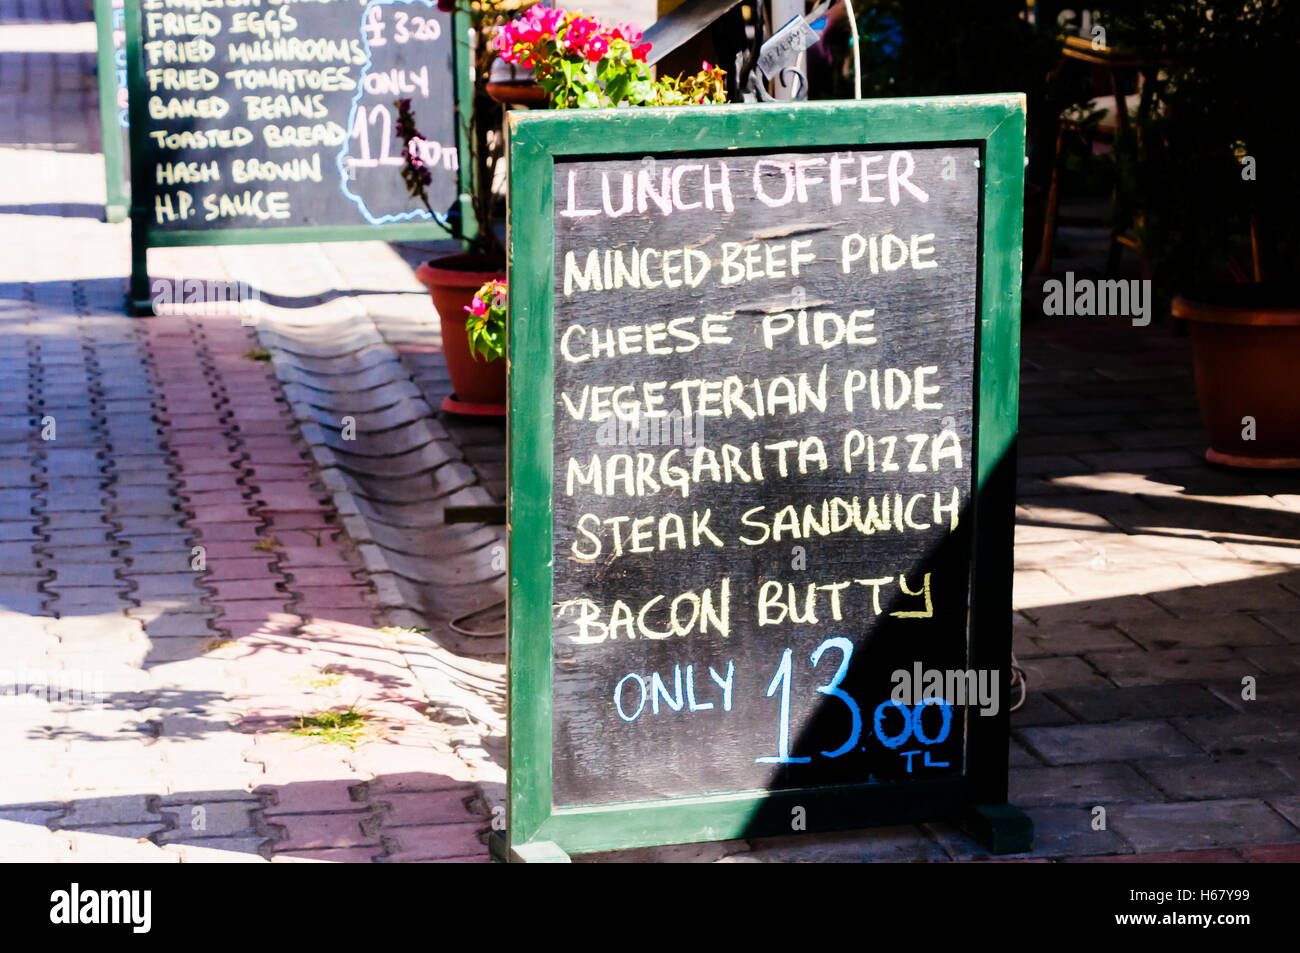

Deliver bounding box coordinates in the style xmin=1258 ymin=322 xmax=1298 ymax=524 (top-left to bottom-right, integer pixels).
xmin=953 ymin=802 xmax=1035 ymax=855
xmin=491 ymin=832 xmax=571 ymax=863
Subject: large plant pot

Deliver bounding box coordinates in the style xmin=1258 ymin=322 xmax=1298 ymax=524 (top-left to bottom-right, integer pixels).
xmin=486 ymin=59 xmax=545 ymax=107
xmin=414 ymin=253 xmax=507 ymax=412
xmin=1173 ymin=288 xmax=1300 ymax=468
xmin=486 ymin=81 xmax=549 ymax=108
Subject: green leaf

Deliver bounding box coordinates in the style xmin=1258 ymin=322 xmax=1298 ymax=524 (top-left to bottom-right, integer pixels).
xmin=628 ymin=79 xmax=655 ymax=104
xmin=604 ymin=73 xmax=630 ymax=106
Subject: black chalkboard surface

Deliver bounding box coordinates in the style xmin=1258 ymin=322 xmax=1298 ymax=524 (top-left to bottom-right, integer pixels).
xmin=549 ymin=146 xmax=979 ymax=805
xmin=130 ymin=0 xmax=459 ymax=231
xmin=506 ymin=98 xmax=1028 ymax=860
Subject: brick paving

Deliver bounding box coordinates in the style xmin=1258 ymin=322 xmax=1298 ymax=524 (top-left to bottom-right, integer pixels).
xmin=1 ymin=4 xmax=1298 ymax=864
xmin=0 ymin=8 xmax=492 ymax=862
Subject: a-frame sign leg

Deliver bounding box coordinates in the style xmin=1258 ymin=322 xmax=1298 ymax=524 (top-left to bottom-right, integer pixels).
xmin=511 ymin=841 xmax=571 ymax=863
xmin=489 ymin=832 xmax=570 ymax=863
xmin=129 ymin=214 xmax=153 ymax=316
xmin=953 ymin=803 xmax=1034 ymax=855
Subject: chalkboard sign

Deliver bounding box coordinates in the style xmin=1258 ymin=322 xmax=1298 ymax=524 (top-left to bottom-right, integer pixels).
xmin=121 ymin=0 xmax=471 ymax=311
xmin=505 ymin=96 xmax=1028 ymax=860
xmin=94 ymin=0 xmax=131 ymax=222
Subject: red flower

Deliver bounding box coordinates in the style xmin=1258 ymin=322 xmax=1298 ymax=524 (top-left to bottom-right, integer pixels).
xmin=565 ymin=15 xmax=595 ymax=49
xmin=633 ymin=42 xmax=651 ymax=62
xmin=585 ymin=34 xmax=609 ymax=61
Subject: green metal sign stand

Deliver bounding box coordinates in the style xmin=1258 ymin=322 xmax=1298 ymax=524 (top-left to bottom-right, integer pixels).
xmin=120 ymin=0 xmax=476 ymax=315
xmin=503 ymin=94 xmax=1030 ymax=862
xmin=93 ymin=0 xmax=129 ymax=223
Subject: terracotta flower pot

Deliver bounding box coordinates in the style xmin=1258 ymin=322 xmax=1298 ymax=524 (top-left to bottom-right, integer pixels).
xmin=486 ymin=59 xmax=544 ymax=107
xmin=1173 ymin=288 xmax=1300 ymax=469
xmin=486 ymin=81 xmax=550 ymax=108
xmin=414 ymin=253 xmax=507 ymax=410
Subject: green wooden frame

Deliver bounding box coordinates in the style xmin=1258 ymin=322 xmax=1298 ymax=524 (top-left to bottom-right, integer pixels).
xmin=93 ymin=0 xmax=129 ymax=223
xmin=506 ymin=94 xmax=1027 ymax=858
xmin=120 ymin=0 xmax=475 ymax=313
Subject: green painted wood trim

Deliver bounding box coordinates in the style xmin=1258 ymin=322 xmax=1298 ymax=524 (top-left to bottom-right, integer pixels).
xmin=966 ymin=98 xmax=1026 ymax=806
xmin=508 ymin=95 xmax=1022 ymax=159
xmin=506 ymin=95 xmax=1027 ymax=855
xmin=452 ymin=7 xmax=475 ymax=245
xmin=505 ymin=110 xmax=556 ymax=846
xmin=534 ymin=780 xmax=969 ymax=855
xmin=92 ymin=0 xmax=128 ymax=222
xmin=143 ymin=223 xmax=455 ymax=248
xmin=973 ymin=102 xmax=1026 ymax=491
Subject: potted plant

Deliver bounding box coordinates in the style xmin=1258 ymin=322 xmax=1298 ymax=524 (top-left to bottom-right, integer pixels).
xmin=399 ymin=1 xmax=534 ymax=412
xmin=466 ymin=279 xmax=508 ymax=365
xmin=494 ymin=5 xmax=726 ymax=109
xmin=400 ymin=4 xmax=727 ymax=411
xmin=486 ymin=57 xmax=550 ymax=108
xmin=1107 ymin=2 xmax=1300 ymax=468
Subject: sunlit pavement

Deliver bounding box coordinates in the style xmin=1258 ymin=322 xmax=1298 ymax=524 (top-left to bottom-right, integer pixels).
xmin=1 ymin=3 xmax=1298 ymax=863
xmin=0 ymin=2 xmax=493 ymax=862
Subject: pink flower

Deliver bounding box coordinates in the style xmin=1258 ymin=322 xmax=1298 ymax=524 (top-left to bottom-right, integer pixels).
xmin=611 ymin=23 xmax=642 ymax=44
xmin=564 ymin=15 xmax=595 ymax=50
xmin=584 ymin=34 xmax=609 ymax=61
xmin=536 ymin=6 xmax=564 ymax=34
xmin=494 ymin=23 xmax=520 ymax=61
xmin=465 ymin=295 xmax=488 ymax=318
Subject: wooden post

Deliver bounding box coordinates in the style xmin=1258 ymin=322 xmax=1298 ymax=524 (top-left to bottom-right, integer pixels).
xmin=769 ymin=0 xmax=805 ymax=100
xmin=92 ymin=0 xmax=128 ymax=223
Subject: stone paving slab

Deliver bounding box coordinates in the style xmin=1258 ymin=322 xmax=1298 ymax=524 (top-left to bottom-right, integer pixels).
xmin=3 ymin=11 xmax=1299 ymax=864
xmin=1108 ymin=800 xmax=1300 ymax=854
xmin=1010 ymin=764 xmax=1164 ymax=807
xmin=1049 ymin=683 xmax=1235 ymax=723
xmin=1018 ymin=721 xmax=1205 ymax=765
xmin=0 ymin=81 xmax=494 ymax=862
